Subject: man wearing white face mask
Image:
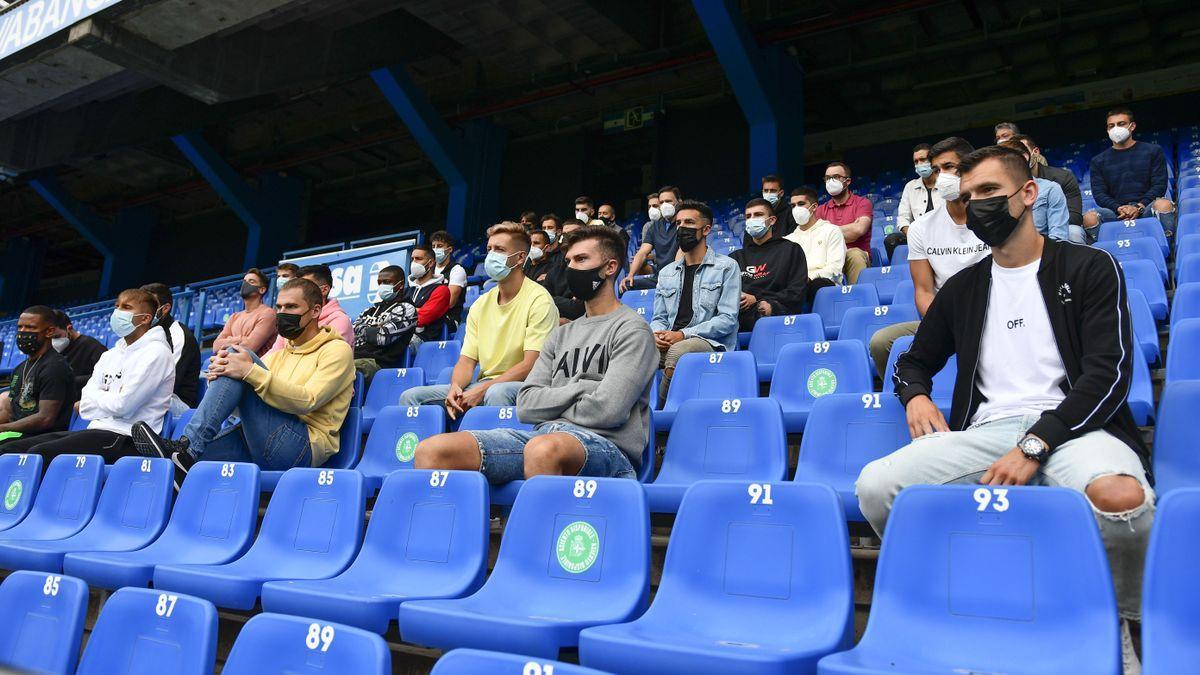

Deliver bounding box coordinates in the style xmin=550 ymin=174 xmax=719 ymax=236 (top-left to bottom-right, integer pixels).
xmin=622 ymin=186 xmax=683 ymax=293
xmin=761 ymin=174 xmax=795 ymax=237
xmin=730 ymin=198 xmax=808 ymax=331
xmin=430 ymin=230 xmax=469 ymax=326
xmin=1084 ymin=107 xmax=1175 ymax=241
xmin=814 ymin=161 xmax=873 ymax=283
xmin=574 ymin=195 xmax=595 ymax=224
xmin=784 ymin=186 xmax=847 ymax=302
xmin=50 ymin=310 xmax=106 ymax=390
xmin=352 ymin=265 xmax=419 ymax=379
xmin=404 ymin=244 xmax=453 ymax=348
xmin=893 ymin=143 xmax=945 ymax=259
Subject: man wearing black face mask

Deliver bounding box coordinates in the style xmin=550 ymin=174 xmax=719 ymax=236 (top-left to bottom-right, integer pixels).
xmin=142 ymin=283 xmax=200 ymax=410
xmin=859 ymin=146 xmax=1151 ymax=654
xmin=0 ymin=306 xmax=75 ymax=445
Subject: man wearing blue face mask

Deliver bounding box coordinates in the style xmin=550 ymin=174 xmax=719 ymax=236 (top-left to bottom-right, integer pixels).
xmin=351 ymin=264 xmax=418 ymax=379
xmin=892 ymin=143 xmax=945 ymax=259
xmin=430 ymin=230 xmax=468 ymax=326
xmin=729 ymin=198 xmax=808 ymax=331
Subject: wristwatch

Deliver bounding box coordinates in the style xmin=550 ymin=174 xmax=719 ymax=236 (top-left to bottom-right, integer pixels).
xmin=1018 ymin=435 xmax=1050 ymax=463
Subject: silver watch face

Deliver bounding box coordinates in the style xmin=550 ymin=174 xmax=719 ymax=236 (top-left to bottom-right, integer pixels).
xmin=1020 ymin=437 xmax=1045 ymax=456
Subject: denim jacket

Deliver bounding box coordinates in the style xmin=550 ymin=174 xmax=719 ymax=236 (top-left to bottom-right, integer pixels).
xmin=650 ymin=247 xmax=741 ymax=351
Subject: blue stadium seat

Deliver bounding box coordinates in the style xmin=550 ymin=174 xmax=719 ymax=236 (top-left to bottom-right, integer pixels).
xmin=620 ymin=288 xmax=655 ymax=320
xmin=644 ymin=398 xmax=788 ymax=513
xmin=1166 ymin=318 xmax=1200 ymax=383
xmin=1128 ymin=342 xmax=1155 ymax=425
xmin=813 ymin=284 xmax=880 ymax=339
xmin=399 ymin=475 xmax=650 ymax=658
xmin=63 ymin=462 xmax=260 ymax=590
xmin=817 ymin=486 xmax=1119 ymax=674
xmin=0 ymin=454 xmax=103 ymax=543
xmin=768 ymin=341 xmax=874 ymax=432
xmin=0 ymin=456 xmax=173 ymax=573
xmin=432 ymin=649 xmax=609 ymax=675
xmin=261 ymin=470 xmax=488 ymax=633
xmin=1178 ymin=253 xmax=1200 ymax=286
xmin=76 ymin=587 xmax=218 ymax=675
xmin=855 ymin=265 xmax=911 ymax=305
xmin=222 ymin=613 xmax=390 ymax=675
xmin=653 ymin=351 xmax=758 ymax=429
xmin=1150 ymin=381 xmax=1200 ymax=496
xmin=1142 ymin=488 xmax=1200 ymax=674
xmin=153 ymin=468 xmax=366 ymax=610
xmin=414 ymin=340 xmax=463 ymax=385
xmin=1179 ymin=213 xmax=1200 ymax=239
xmin=1171 ymin=282 xmax=1200 ymax=329
xmin=433 ymin=365 xmax=457 ymax=385
xmin=794 ymin=394 xmax=913 ymax=522
xmin=260 ymin=407 xmax=363 ymax=491
xmin=580 ymin=481 xmax=853 ymax=674
xmin=1178 ymin=234 xmax=1200 ymax=266
xmin=166 ymin=408 xmax=196 ymax=441
xmin=1095 ymin=237 xmax=1168 ymax=282
xmin=356 ymin=405 xmax=446 ymax=492
xmin=837 ymin=304 xmax=920 ymax=375
xmin=69 ymin=410 xmax=91 ymax=431
xmin=1098 ymin=217 xmax=1169 ymax=256
xmin=0 ymin=570 xmax=88 ymax=675
xmin=889 ymin=245 xmax=910 ymax=268
xmin=0 ymin=453 xmax=42 ymax=532
xmin=747 ymin=314 xmax=825 ymax=381
xmin=457 ymin=405 xmax=535 ymax=505
xmin=890 ymin=278 xmax=915 ymax=308
xmin=1128 ymin=289 xmax=1160 ymax=366
xmin=1122 ymin=259 xmax=1167 ymax=321
xmin=361 ymin=367 xmax=425 ymax=432
xmin=882 ymin=335 xmax=956 ymax=413
xmin=352 ymin=371 xmax=365 ymax=409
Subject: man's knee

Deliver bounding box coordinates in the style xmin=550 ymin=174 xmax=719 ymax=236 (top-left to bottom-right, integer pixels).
xmin=482 ymin=383 xmax=519 ymax=406
xmin=1152 ymin=198 xmax=1175 ymax=214
xmin=524 ymin=434 xmax=582 ymax=476
xmin=1086 ymin=474 xmax=1148 ymax=513
xmin=414 ymin=433 xmax=476 ymax=470
xmin=1082 ymin=211 xmax=1100 ymax=228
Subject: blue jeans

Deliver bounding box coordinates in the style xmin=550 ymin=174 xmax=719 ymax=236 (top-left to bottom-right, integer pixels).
xmin=398 ymin=380 xmax=523 ymax=407
xmin=181 ymin=350 xmax=312 ymax=470
xmin=465 ymin=421 xmax=636 ymax=484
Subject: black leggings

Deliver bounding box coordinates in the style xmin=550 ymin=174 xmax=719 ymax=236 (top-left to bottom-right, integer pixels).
xmin=0 ymin=430 xmax=136 ymax=469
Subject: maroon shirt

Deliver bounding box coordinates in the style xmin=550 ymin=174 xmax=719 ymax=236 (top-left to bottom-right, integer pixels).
xmin=815 ymin=191 xmax=873 ymax=252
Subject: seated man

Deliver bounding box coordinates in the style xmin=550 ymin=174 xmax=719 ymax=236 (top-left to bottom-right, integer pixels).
xmin=546 ymin=217 xmax=589 ymax=322
xmin=891 ymin=143 xmax=945 ymax=258
xmin=815 ymin=161 xmax=872 ymax=284
xmin=1013 ymin=133 xmax=1084 ymax=231
xmin=1084 ymin=107 xmax=1176 ymax=240
xmin=213 ymin=268 xmax=278 ymax=356
xmin=399 ymin=222 xmax=559 ymax=413
xmin=431 ymin=230 xmax=469 ymax=327
xmin=132 ymin=279 xmax=355 ymax=476
xmin=999 ymin=140 xmax=1074 ymax=242
xmin=526 ymin=229 xmax=560 ymax=288
xmin=650 ymin=200 xmax=740 ymax=406
xmin=760 ymin=174 xmax=795 ymax=237
xmin=730 ymin=198 xmax=808 ymax=331
xmin=415 ymin=225 xmax=657 ymax=482
xmin=2 ymin=290 xmax=175 ymax=463
xmin=267 ymin=264 xmax=353 ymax=351
xmin=856 ymin=145 xmax=1152 ymax=636
xmin=621 ymin=186 xmax=682 ymax=292
xmin=50 ymin=309 xmax=106 ymax=390
xmin=405 ymin=246 xmax=452 ymax=350
xmin=142 ymin=283 xmax=201 ymax=411
xmin=352 ymin=265 xmax=418 ymax=378
xmin=784 ymin=186 xmax=847 ymax=301
xmin=0 ymin=306 xmax=75 ymax=446
xmin=274 ymin=262 xmax=299 ymax=289
xmin=993 ymin=121 xmax=1019 ymax=144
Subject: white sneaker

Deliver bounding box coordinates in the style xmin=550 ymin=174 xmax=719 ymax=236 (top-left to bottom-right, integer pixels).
xmin=1122 ymin=619 xmax=1142 ymax=675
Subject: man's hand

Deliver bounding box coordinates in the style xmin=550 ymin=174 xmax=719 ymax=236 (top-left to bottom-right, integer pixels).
xmin=756 ymin=300 xmax=773 ymax=317
xmin=654 ymin=330 xmax=685 ymax=351
xmin=619 ymin=275 xmax=635 ymax=293
xmin=905 ymin=395 xmax=950 ymax=439
xmin=459 ymin=381 xmax=491 ymax=411
xmin=1117 ymin=204 xmax=1141 ymax=220
xmin=981 ymin=447 xmax=1040 ymax=486
xmin=444 ymin=383 xmax=466 ymax=420
xmin=739 ymin=293 xmax=757 ymax=310
xmin=214 ymin=348 xmax=255 ymax=381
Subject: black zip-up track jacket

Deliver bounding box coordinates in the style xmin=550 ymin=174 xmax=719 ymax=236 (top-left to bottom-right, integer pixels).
xmin=894 ymin=237 xmax=1150 ymax=475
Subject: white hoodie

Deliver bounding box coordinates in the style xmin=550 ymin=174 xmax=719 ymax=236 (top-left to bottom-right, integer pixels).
xmin=79 ymin=325 xmax=176 ymax=435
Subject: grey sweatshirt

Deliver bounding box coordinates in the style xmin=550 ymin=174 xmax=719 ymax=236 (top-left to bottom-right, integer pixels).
xmin=516 ymin=304 xmax=658 ymax=466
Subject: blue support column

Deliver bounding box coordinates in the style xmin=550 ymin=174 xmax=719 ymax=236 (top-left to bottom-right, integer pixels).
xmin=171 ymin=131 xmax=305 ymax=268
xmin=371 ymin=65 xmax=506 ymax=240
xmin=693 ymin=0 xmax=804 ymax=192
xmin=0 ymin=236 xmax=47 ymax=313
xmin=29 ymin=176 xmax=154 ymax=297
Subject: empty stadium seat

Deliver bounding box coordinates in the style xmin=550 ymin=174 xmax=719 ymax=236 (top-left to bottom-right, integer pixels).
xmin=399 ymin=475 xmax=650 ymax=658
xmin=580 ymin=480 xmax=854 ymax=674
xmin=837 ymin=304 xmax=920 ymax=375
xmin=644 ymin=398 xmax=788 ymax=513
xmin=882 ymin=335 xmax=956 ymax=412
xmin=0 ymin=570 xmax=88 ymax=675
xmin=63 ymin=462 xmax=260 ymax=590
xmin=889 ymin=245 xmax=910 ymax=267
xmin=0 ymin=453 xmax=42 ymax=532
xmin=817 ymin=485 xmax=1120 ymax=674
xmin=1128 ymin=289 xmax=1161 ymax=365
xmin=813 ymin=285 xmax=881 ymax=339
xmin=1166 ymin=318 xmax=1200 ymax=383
xmin=0 ymin=456 xmax=173 ymax=573
xmin=794 ymin=394 xmax=913 ymax=521
xmin=1179 ymin=213 xmax=1200 ymax=239
xmin=167 ymin=409 xmax=196 ymax=441
xmin=432 ymin=649 xmax=609 ymax=675
xmin=414 ymin=340 xmax=463 ymax=384
xmin=1098 ymin=217 xmax=1169 ymax=256
xmin=1128 ymin=343 xmax=1155 ymax=425
xmin=1150 ymin=381 xmax=1200 ymax=496
xmin=1095 ymin=237 xmax=1168 ymax=282
xmin=222 ymin=613 xmax=390 ymax=675
xmin=0 ymin=454 xmax=103 ymax=543
xmin=768 ymin=341 xmax=874 ymax=432
xmin=1141 ymin=488 xmax=1200 ymax=674
xmin=1178 ymin=253 xmax=1200 ymax=286
xmin=153 ymin=468 xmax=366 ymax=610
xmin=747 ymin=314 xmax=825 ymax=381
xmin=890 ymin=279 xmax=915 ymax=308
xmin=260 ymin=407 xmax=363 ymax=491
xmin=76 ymin=587 xmax=218 ymax=675
xmin=261 ymin=470 xmax=489 ymax=633
xmin=855 ymin=264 xmax=911 ymax=305
xmin=1122 ymin=259 xmax=1167 ymax=321
xmin=1177 ymin=233 xmax=1200 ymax=262
xmin=361 ymin=367 xmax=426 ymax=432
xmin=653 ymin=351 xmax=757 ymax=429
xmin=620 ymin=288 xmax=655 ymax=320
xmin=356 ymin=405 xmax=446 ymax=492
xmin=1171 ymin=282 xmax=1200 ymax=329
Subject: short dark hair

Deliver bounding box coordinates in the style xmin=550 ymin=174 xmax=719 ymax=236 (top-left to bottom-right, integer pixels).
xmin=563 ymin=217 xmax=586 ymax=227
xmin=430 ymin=230 xmax=456 ymax=247
xmin=118 ymin=288 xmax=160 ymax=317
xmin=574 ymin=195 xmax=593 ymax=208
xmin=52 ymin=309 xmax=71 ymax=330
xmin=675 ymin=200 xmax=713 ymax=223
xmin=562 ymin=225 xmax=626 ymax=269
xmin=646 ymin=192 xmax=659 ymax=201
xmin=745 ymin=197 xmax=775 ymax=212
xmin=761 ymin=174 xmax=782 ymax=186
xmin=825 ymin=161 xmax=851 ymax=177
xmin=997 ymin=139 xmax=1031 ymax=159
xmin=540 ymin=213 xmax=561 ymax=228
xmin=530 ymin=229 xmax=549 ymax=243
xmin=657 ymin=185 xmax=682 ymax=201
xmin=958 ymin=145 xmax=1033 ymax=184
xmin=21 ymin=305 xmax=56 ymax=325
xmin=929 ymin=137 xmax=975 ymax=163
xmin=246 ymin=268 xmax=268 ymax=287
xmin=994 ymin=121 xmax=1020 ymax=135
xmin=791 ymin=186 xmax=819 ymax=202
xmin=378 ymin=264 xmax=404 ymax=278
xmin=276 ymin=262 xmax=300 ymax=275
xmin=140 ymin=283 xmax=173 ymax=308
xmin=280 ymin=277 xmax=323 ymax=308
xmin=1106 ymin=107 xmax=1134 ymax=122
xmin=298 ymin=264 xmax=333 ymax=288
xmin=411 ymin=243 xmax=435 ymax=258
xmin=520 ymin=210 xmax=537 ymax=222
xmin=1011 ymin=133 xmax=1038 ymax=149
xmin=912 ymin=143 xmax=931 ymax=154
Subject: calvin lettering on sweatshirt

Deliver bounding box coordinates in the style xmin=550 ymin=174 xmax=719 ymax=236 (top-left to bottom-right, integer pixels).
xmin=554 ymin=343 xmax=609 ymax=379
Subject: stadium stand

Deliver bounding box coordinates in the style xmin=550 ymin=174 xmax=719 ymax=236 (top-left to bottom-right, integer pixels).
xmin=221 ymin=613 xmax=391 ymax=675
xmin=0 ymin=570 xmax=88 ymax=675
xmin=75 ymin=587 xmax=218 ymax=675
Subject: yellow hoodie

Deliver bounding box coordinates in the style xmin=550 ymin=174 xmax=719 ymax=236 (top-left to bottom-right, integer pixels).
xmin=242 ymin=325 xmax=355 ymax=466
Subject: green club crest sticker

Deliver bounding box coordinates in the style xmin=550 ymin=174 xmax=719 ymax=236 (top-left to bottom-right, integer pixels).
xmin=394 ymin=432 xmax=419 ymax=462
xmin=4 ymin=480 xmax=21 ymax=511
xmin=807 ymin=368 xmax=838 ymax=397
xmin=556 ymin=521 xmax=600 ymax=574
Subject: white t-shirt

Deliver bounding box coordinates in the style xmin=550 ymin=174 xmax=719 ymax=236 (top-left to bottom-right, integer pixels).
xmin=436 ymin=262 xmax=468 ymax=288
xmin=906 ymin=205 xmax=990 ymax=291
xmin=971 ymin=259 xmax=1068 ymax=426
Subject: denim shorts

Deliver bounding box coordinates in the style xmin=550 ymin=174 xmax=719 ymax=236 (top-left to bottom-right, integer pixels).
xmin=466 ymin=421 xmax=636 ymax=484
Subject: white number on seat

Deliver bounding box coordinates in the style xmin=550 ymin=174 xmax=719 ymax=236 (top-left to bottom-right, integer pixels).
xmin=499 ymin=407 xmax=514 ymax=419
xmin=406 ymin=406 xmax=419 ymax=418
xmin=783 ymin=316 xmax=796 ymax=326
xmin=874 ymin=306 xmax=890 ymax=316
xmin=306 ymin=623 xmax=334 ymax=652
xmin=140 ymin=459 xmax=152 ymax=473
xmin=748 ymin=483 xmax=774 ymax=505
xmin=524 ymin=662 xmax=556 ymax=675
xmin=709 ymin=353 xmax=724 ymax=364
xmin=813 ymin=342 xmax=830 ymax=354
xmin=75 ymin=456 xmax=86 ymax=468
xmin=881 ymin=266 xmax=891 ymax=274
xmin=573 ymin=479 xmax=598 ymax=498
xmin=1124 ymin=220 xmax=1137 ymax=227
xmin=17 ymin=454 xmax=27 ymax=466
xmin=974 ymin=487 xmax=1010 ymax=512
xmin=862 ymin=393 xmax=881 ymax=409
xmin=318 ymin=470 xmax=334 ymax=486
xmin=841 ymin=285 xmax=853 ymax=294
xmin=220 ymin=463 xmax=236 ymax=478
xmin=43 ymin=575 xmax=61 ymax=596
xmin=1117 ymin=239 xmax=1131 ymax=248
xmin=437 ymin=342 xmax=447 ymax=349
xmin=721 ymin=399 xmax=742 ymax=413
xmin=155 ymin=593 xmax=177 ymax=617
xmin=398 ymin=368 xmax=407 ymax=377
xmin=429 ymin=471 xmax=449 ymax=487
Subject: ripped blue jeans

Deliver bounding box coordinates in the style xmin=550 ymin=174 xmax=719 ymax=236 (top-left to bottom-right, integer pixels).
xmin=856 ymin=414 xmax=1154 ymax=619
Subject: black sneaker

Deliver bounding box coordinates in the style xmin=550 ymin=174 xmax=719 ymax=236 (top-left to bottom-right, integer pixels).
xmin=130 ymin=421 xmax=187 ymax=460
xmin=170 ymin=449 xmax=197 ymax=489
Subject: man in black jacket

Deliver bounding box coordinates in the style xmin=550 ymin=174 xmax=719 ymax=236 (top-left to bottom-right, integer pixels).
xmin=729 ymin=198 xmax=807 ymax=331
xmin=51 ymin=310 xmax=106 ymax=390
xmin=856 ymin=146 xmax=1153 ymax=628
